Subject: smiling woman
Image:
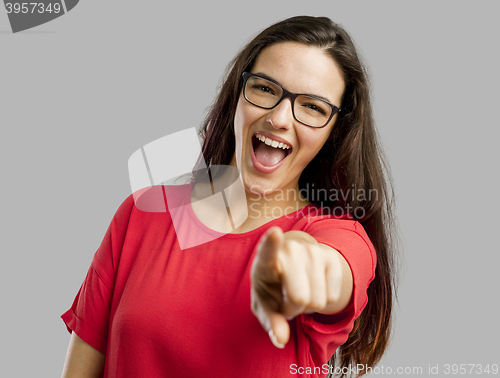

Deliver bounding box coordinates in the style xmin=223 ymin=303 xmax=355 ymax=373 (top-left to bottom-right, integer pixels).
xmin=61 ymin=16 xmax=398 ymax=378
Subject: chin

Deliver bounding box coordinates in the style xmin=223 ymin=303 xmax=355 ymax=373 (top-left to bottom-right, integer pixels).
xmin=241 ymin=175 xmax=280 ymax=198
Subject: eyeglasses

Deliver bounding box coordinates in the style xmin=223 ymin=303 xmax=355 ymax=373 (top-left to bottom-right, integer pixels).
xmin=242 ymin=72 xmax=340 ymax=128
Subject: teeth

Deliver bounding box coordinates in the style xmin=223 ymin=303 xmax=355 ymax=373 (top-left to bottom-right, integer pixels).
xmin=255 ymin=134 xmax=291 ymax=150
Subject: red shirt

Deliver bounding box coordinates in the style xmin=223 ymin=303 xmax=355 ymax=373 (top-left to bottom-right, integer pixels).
xmin=61 ymin=185 xmax=376 ymax=377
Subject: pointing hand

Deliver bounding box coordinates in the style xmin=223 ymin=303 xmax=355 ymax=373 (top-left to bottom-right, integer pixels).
xmin=250 ymin=227 xmax=353 ymax=348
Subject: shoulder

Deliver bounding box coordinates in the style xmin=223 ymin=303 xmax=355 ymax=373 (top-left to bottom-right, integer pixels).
xmin=92 ymin=185 xmax=190 ymax=284
xmin=129 ymin=183 xmax=193 ymax=213
xmin=288 ymin=204 xmax=367 ymax=237
xmin=288 ymin=205 xmax=376 ymax=271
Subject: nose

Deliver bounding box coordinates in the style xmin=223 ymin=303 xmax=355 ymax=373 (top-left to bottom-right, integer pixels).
xmin=266 ymin=98 xmax=294 ymax=130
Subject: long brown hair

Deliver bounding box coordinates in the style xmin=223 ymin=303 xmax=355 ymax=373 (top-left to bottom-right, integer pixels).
xmin=197 ymin=16 xmax=398 ymax=377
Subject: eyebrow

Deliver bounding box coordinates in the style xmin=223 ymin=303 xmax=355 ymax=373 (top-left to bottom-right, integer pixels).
xmin=254 ymin=72 xmax=334 ymax=104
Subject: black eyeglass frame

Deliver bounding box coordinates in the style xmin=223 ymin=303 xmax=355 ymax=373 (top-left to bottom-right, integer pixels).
xmin=242 ymin=72 xmax=341 ymax=129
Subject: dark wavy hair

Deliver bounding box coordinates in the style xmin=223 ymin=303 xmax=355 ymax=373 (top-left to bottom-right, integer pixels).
xmin=197 ymin=15 xmax=399 ymax=377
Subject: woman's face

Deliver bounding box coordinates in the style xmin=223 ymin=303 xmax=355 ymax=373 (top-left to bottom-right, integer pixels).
xmin=231 ymin=42 xmax=345 ymax=198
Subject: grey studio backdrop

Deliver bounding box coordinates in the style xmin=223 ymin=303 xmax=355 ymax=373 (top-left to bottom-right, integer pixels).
xmin=1 ymin=1 xmax=499 ymax=377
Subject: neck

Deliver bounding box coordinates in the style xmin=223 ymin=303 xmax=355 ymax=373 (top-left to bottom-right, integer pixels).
xmin=230 ymin=180 xmax=311 ymax=234
xmin=191 ymin=166 xmax=311 ymax=234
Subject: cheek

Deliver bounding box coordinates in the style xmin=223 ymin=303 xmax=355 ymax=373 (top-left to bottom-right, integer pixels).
xmin=300 ymin=132 xmax=326 ymax=155
xmin=297 ymin=131 xmax=330 ymax=164
xmin=234 ymin=98 xmax=263 ymax=136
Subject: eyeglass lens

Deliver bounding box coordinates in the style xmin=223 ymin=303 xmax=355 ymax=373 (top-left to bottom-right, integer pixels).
xmin=244 ymin=75 xmax=332 ymax=128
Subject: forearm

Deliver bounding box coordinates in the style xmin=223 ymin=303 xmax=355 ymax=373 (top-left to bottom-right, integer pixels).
xmin=61 ymin=332 xmax=105 ymax=378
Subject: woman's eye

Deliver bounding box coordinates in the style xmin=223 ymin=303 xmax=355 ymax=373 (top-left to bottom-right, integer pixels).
xmin=305 ymin=103 xmax=326 ymax=115
xmin=253 ymin=85 xmax=275 ymax=95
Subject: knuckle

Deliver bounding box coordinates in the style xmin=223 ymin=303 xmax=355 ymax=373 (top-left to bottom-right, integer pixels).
xmin=326 ymin=289 xmax=341 ymax=304
xmin=289 ymin=291 xmax=309 ymax=307
xmin=280 ymin=241 xmax=295 ymax=257
xmin=309 ymin=295 xmax=327 ymax=311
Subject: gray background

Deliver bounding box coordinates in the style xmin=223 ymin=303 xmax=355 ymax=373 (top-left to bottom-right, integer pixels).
xmin=1 ymin=1 xmax=499 ymax=377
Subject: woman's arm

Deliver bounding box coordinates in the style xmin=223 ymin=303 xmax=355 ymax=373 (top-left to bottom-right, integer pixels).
xmin=61 ymin=332 xmax=105 ymax=378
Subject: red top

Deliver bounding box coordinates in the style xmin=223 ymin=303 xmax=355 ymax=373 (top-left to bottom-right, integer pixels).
xmin=61 ymin=185 xmax=376 ymax=378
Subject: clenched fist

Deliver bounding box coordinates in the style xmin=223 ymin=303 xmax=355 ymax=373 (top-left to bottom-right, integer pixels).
xmin=250 ymin=226 xmax=353 ymax=348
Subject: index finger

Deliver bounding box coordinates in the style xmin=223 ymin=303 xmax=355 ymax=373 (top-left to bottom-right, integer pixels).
xmin=253 ymin=227 xmax=284 ymax=275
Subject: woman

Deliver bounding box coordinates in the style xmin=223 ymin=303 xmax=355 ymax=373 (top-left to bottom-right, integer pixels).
xmin=61 ymin=16 xmax=397 ymax=378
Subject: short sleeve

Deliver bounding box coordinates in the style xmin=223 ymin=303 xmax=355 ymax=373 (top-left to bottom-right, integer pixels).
xmin=291 ymin=215 xmax=377 ymax=368
xmin=60 ymin=194 xmax=136 ymax=355
xmin=61 ymin=260 xmax=112 ymax=355
xmin=304 ymin=219 xmax=376 ymax=319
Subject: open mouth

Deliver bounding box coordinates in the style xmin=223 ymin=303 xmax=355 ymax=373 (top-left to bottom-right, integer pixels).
xmin=251 ymin=134 xmax=292 ymax=170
